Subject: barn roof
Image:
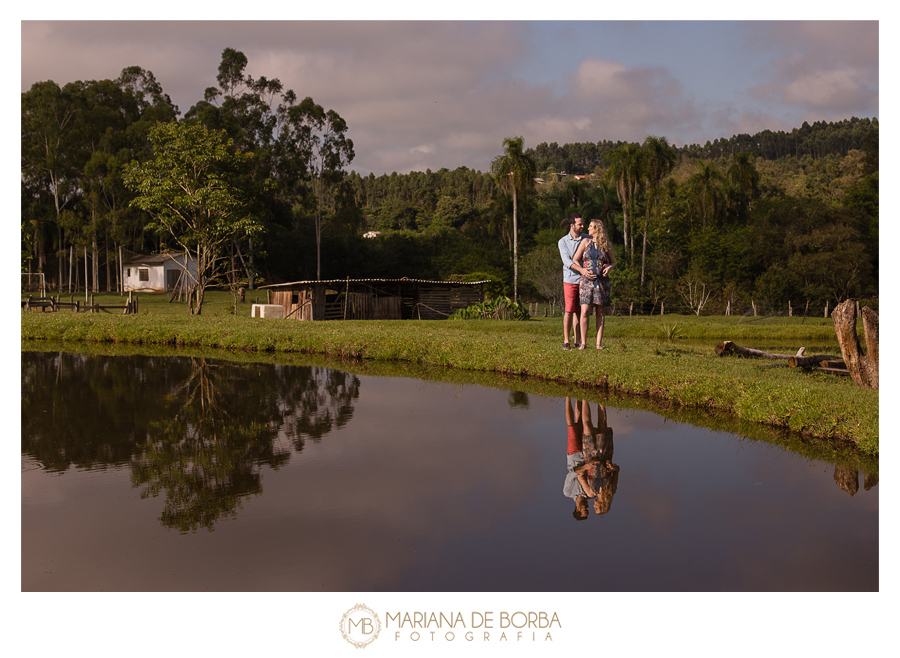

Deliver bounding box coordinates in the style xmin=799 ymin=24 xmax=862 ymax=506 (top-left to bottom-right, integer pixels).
xmin=261 ymin=278 xmax=491 ymax=288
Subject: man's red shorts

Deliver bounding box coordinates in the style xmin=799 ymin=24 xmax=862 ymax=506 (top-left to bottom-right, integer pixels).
xmin=563 ymin=282 xmax=580 ymax=314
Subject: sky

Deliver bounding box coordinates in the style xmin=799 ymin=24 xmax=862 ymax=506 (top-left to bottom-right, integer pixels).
xmin=19 ymin=17 xmax=880 ymax=176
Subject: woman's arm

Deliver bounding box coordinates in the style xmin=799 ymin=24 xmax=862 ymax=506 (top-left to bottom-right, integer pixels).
xmin=602 ymin=248 xmax=616 ymax=276
xmin=571 ymin=240 xmax=595 ymax=279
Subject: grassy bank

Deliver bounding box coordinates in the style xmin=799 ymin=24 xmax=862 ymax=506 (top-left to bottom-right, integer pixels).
xmin=21 ymin=291 xmax=878 ymax=455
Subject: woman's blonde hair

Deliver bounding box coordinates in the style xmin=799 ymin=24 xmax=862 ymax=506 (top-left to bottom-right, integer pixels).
xmin=589 ymin=219 xmax=610 ymax=253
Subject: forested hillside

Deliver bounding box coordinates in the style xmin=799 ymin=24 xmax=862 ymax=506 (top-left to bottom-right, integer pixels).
xmin=22 ymin=48 xmax=878 ymax=315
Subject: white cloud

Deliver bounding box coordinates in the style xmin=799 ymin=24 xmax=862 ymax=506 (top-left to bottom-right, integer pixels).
xmin=20 ymin=20 xmax=879 ymax=175
xmin=745 ymin=21 xmax=878 ymax=115
xmin=783 ymin=67 xmax=866 ymax=109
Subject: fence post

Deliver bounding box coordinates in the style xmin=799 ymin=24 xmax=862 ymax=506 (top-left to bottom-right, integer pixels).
xmin=661 ymin=301 xmax=664 ymax=316
xmin=629 ymin=301 xmax=633 ymax=317
xmin=825 ymin=301 xmax=829 ymax=317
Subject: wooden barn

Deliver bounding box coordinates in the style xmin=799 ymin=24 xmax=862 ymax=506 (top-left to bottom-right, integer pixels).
xmin=261 ymin=278 xmax=490 ymax=321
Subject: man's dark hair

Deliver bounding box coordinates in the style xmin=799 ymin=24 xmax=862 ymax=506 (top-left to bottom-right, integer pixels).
xmin=561 ymin=212 xmax=582 ymax=228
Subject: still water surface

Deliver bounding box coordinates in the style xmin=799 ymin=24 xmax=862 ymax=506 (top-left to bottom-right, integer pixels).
xmin=21 ymin=350 xmax=878 ymax=591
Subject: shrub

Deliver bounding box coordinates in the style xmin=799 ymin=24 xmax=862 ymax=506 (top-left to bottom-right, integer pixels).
xmin=450 ymin=296 xmax=531 ymax=321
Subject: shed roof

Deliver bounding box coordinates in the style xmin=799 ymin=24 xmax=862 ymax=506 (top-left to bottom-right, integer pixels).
xmin=261 ymin=278 xmax=491 ymax=289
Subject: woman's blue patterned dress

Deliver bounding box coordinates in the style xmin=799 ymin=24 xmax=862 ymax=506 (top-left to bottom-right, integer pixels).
xmin=579 ymin=241 xmax=611 ymax=307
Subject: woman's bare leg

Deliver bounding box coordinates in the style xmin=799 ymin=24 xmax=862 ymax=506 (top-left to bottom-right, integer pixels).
xmin=579 ymin=304 xmax=591 ymax=349
xmin=581 ymin=399 xmax=594 ymax=434
xmin=596 ymin=306 xmax=606 ymax=349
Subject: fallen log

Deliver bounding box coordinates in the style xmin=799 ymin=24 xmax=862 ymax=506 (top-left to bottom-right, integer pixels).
xmin=816 ymin=366 xmax=850 ymax=376
xmin=715 ymin=341 xmax=805 ymax=359
xmin=787 ymin=354 xmax=843 ymax=368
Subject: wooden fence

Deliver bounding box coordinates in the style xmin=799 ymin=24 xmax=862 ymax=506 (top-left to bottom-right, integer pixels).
xmin=22 ymin=293 xmax=138 ymax=314
xmin=533 ymin=298 xmax=876 ymax=319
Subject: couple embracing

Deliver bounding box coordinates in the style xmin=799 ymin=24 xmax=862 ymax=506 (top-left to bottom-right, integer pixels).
xmin=557 ymin=213 xmax=615 ymax=350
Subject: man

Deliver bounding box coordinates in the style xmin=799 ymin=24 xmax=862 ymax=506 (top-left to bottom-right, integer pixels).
xmin=557 ymin=213 xmax=587 ymax=349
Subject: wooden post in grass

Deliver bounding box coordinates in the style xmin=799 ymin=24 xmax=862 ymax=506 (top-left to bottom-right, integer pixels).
xmin=831 ymin=299 xmax=878 ymax=390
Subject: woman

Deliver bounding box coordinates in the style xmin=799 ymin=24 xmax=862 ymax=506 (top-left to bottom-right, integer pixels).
xmin=571 ymin=219 xmax=615 ymax=349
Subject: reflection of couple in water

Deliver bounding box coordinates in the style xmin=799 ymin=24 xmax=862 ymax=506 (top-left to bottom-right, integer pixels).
xmin=564 ymin=397 xmax=619 ymax=520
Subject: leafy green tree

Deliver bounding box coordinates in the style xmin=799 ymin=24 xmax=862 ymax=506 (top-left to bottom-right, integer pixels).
xmin=187 ymin=49 xmax=291 ymax=289
xmin=21 ymin=80 xmax=84 ymax=288
xmin=520 ymin=244 xmax=564 ymax=307
xmin=726 ymin=151 xmax=760 ymax=217
xmin=491 ymin=136 xmax=537 ymax=303
xmin=605 ymin=143 xmax=644 ymax=259
xmin=430 ymin=195 xmax=475 ymax=231
xmin=124 ymin=121 xmax=269 ymax=314
xmin=689 ymin=160 xmax=724 ymax=229
xmin=640 ymin=136 xmax=677 ymax=287
xmin=278 ymin=97 xmax=355 ymax=280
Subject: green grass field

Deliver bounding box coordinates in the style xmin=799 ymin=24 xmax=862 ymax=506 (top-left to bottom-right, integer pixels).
xmin=21 ymin=290 xmax=878 ymax=455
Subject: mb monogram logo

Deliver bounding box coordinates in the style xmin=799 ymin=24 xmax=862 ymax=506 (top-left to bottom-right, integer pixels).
xmin=340 ymin=604 xmax=382 ymax=648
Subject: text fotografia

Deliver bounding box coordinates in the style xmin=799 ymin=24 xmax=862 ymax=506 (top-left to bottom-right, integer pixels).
xmin=386 ymin=611 xmax=560 ymax=642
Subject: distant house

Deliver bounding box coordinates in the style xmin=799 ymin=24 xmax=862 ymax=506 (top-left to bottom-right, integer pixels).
xmin=362 ymin=231 xmax=381 ymax=238
xmin=123 ymin=253 xmax=198 ymax=293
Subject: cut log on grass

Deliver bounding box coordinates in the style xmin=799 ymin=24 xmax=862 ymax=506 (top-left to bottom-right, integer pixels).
xmin=831 ymin=300 xmax=878 ymax=390
xmin=787 ymin=354 xmax=844 ymax=368
xmin=715 ymin=341 xmax=805 ymax=359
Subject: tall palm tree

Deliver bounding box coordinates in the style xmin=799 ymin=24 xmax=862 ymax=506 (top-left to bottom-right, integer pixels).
xmin=640 ymin=136 xmax=677 ymax=287
xmin=689 ymin=160 xmax=724 ymax=229
xmin=491 ymin=136 xmax=536 ymax=303
xmin=727 ymin=151 xmax=760 ymax=215
xmin=605 ymin=143 xmax=644 ymax=260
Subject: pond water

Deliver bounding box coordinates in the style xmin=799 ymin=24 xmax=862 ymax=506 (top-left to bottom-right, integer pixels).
xmin=21 ymin=350 xmax=878 ymax=592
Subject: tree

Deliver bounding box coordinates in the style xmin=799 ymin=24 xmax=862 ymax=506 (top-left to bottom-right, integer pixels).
xmin=520 ymin=244 xmax=564 ymax=307
xmin=124 ymin=121 xmax=269 ymax=314
xmin=726 ymin=151 xmax=760 ymax=216
xmin=605 ymin=143 xmax=644 ymax=260
xmin=278 ymin=97 xmax=354 ymax=280
xmin=21 ymin=80 xmax=83 ymax=288
xmin=640 ymin=136 xmax=676 ymax=287
xmin=689 ymin=160 xmax=724 ymax=228
xmin=491 ymin=136 xmax=537 ymax=303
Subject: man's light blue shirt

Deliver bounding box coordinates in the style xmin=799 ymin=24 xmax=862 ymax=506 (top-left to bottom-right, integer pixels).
xmin=558 ymin=232 xmax=588 ymax=285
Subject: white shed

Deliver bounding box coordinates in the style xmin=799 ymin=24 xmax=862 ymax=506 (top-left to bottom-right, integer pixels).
xmin=123 ymin=253 xmax=199 ymax=293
